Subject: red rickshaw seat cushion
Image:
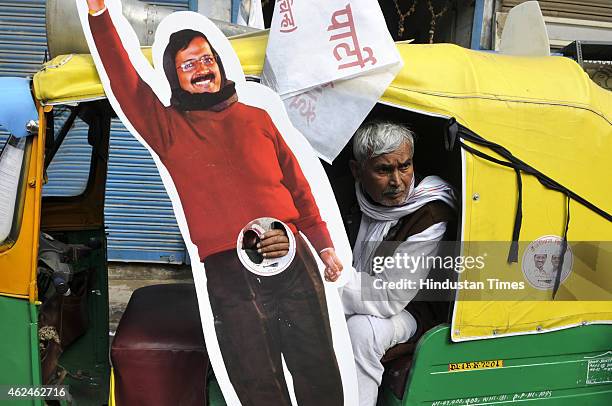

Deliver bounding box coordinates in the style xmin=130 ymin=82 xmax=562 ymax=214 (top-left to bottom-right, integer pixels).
xmin=111 ymin=283 xmax=209 ymax=405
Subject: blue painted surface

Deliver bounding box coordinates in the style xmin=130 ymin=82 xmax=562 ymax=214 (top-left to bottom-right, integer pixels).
xmin=0 ymin=1 xmax=46 ymax=75
xmin=104 ymin=121 xmax=187 ymax=264
xmin=231 ymin=0 xmax=240 ymax=24
xmin=471 ymin=0 xmax=485 ymax=50
xmin=188 ymin=0 xmax=199 ymax=12
xmin=0 ymin=77 xmax=37 ymax=138
xmin=0 ymin=1 xmax=46 ymax=78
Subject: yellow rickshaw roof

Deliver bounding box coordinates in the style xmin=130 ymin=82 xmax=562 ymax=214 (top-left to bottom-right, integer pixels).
xmin=34 ymin=33 xmax=610 ymax=121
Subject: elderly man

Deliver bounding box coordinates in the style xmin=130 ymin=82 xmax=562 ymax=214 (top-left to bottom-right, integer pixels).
xmin=341 ymin=121 xmax=456 ymax=406
xmin=84 ymin=1 xmax=344 ymax=405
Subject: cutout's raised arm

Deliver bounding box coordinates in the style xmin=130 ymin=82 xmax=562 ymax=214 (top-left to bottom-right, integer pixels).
xmin=86 ymin=0 xmax=105 ymax=13
xmin=85 ymin=0 xmax=168 ymax=154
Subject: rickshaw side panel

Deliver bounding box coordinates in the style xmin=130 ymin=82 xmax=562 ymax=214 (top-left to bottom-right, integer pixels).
xmin=380 ymin=324 xmax=612 ymax=405
xmin=0 ymin=295 xmax=43 ymax=406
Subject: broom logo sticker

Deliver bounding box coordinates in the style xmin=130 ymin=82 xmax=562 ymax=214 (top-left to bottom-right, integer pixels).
xmin=522 ymin=235 xmax=573 ymax=290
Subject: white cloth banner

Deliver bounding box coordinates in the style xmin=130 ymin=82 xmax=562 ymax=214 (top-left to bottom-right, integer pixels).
xmin=282 ymin=70 xmax=397 ymax=163
xmin=262 ymin=0 xmax=403 ymax=162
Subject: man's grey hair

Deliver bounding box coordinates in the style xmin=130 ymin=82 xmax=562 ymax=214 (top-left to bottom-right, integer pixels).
xmin=353 ymin=121 xmax=415 ymax=164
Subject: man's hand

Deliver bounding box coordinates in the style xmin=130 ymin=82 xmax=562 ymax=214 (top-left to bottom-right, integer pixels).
xmin=320 ymin=248 xmax=343 ymax=282
xmin=257 ymin=229 xmax=290 ymax=259
xmin=86 ymin=0 xmax=106 ymax=13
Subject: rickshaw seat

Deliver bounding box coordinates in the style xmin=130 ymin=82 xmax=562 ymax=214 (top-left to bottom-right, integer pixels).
xmin=111 ymin=283 xmax=209 ymax=405
xmin=380 ymin=338 xmax=417 ymax=400
xmin=381 ymin=353 xmax=414 ymax=400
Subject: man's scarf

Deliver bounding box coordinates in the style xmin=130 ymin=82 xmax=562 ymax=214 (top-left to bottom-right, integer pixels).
xmin=353 ymin=175 xmax=456 ymax=274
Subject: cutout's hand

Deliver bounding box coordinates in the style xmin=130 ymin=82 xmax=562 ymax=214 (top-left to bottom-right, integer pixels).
xmin=257 ymin=229 xmax=290 ymax=259
xmin=86 ymin=0 xmax=106 ymax=13
xmin=320 ymin=248 xmax=343 ymax=282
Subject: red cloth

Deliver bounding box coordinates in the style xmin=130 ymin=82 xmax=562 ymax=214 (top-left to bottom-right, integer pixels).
xmin=89 ymin=11 xmax=333 ymax=260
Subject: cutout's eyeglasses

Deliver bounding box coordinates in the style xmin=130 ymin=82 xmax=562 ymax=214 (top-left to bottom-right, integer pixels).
xmin=176 ymin=55 xmax=216 ymax=72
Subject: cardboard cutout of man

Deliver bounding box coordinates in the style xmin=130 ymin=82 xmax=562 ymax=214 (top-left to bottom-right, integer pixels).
xmin=81 ymin=1 xmax=352 ymax=405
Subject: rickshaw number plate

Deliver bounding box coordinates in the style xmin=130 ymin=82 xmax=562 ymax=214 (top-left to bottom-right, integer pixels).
xmin=448 ymin=359 xmax=504 ymax=372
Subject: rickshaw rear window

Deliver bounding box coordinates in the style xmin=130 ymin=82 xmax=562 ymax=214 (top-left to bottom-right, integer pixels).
xmin=43 ymin=106 xmax=93 ymax=197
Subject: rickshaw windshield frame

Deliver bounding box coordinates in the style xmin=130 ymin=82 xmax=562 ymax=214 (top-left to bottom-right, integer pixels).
xmin=0 ymin=135 xmax=33 ymax=253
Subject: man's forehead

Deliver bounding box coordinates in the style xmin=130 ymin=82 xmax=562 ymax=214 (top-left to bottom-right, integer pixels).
xmin=368 ymin=143 xmax=412 ymax=165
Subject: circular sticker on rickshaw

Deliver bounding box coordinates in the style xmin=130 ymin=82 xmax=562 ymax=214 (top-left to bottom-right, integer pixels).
xmin=521 ymin=235 xmax=573 ymax=290
xmin=236 ymin=217 xmax=296 ymax=277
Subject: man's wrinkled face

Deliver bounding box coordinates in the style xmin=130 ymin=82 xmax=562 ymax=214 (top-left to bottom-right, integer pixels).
xmin=175 ymin=36 xmax=222 ymax=94
xmin=351 ymin=142 xmax=414 ymax=207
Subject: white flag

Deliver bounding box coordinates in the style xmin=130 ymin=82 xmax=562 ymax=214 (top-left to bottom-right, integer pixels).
xmin=262 ymin=0 xmax=403 ymax=162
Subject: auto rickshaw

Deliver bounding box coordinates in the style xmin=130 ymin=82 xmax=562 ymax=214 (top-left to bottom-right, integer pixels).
xmin=1 ymin=23 xmax=611 ymax=406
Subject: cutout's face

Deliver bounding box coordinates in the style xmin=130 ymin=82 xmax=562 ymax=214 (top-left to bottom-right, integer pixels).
xmin=175 ymin=36 xmax=222 ymax=94
xmin=353 ymin=142 xmax=414 ymax=207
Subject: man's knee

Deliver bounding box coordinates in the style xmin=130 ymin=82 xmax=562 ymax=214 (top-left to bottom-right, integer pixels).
xmin=347 ymin=315 xmax=375 ymax=349
xmin=347 ymin=314 xmax=389 ymax=365
xmin=348 ymin=314 xmax=397 ymax=361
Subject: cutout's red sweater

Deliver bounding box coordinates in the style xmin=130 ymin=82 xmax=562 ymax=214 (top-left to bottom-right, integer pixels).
xmin=90 ymin=11 xmax=333 ymax=260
